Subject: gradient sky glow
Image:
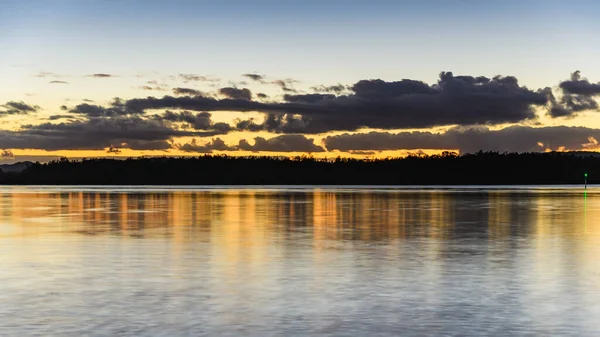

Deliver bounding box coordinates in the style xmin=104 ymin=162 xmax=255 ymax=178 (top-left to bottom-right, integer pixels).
xmin=1 ymin=0 xmax=600 ymax=163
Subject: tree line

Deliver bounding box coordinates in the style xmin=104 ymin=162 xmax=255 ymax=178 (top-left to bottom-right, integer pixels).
xmin=0 ymin=151 xmax=595 ymax=185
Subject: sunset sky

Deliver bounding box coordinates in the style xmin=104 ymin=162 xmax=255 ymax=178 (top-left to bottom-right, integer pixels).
xmin=1 ymin=0 xmax=600 ymax=163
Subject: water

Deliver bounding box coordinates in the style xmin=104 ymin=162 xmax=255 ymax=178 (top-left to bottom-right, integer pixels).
xmin=1 ymin=186 xmax=599 ymax=336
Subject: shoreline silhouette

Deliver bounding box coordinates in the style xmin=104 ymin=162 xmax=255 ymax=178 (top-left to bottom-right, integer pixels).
xmin=0 ymin=151 xmax=595 ymax=185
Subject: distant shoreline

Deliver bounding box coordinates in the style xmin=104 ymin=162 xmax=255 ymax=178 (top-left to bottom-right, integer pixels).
xmin=0 ymin=152 xmax=596 ymax=185
xmin=0 ymin=184 xmax=592 ymax=187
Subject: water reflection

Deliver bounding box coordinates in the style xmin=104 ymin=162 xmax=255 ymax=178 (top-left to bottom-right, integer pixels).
xmin=2 ymin=188 xmax=596 ymax=240
xmin=1 ymin=187 xmax=600 ymax=336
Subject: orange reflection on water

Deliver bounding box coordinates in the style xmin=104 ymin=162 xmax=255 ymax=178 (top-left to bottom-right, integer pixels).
xmin=0 ymin=187 xmax=599 ymax=246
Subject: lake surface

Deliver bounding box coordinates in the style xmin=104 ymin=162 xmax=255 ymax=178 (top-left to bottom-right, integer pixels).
xmin=1 ymin=186 xmax=600 ymax=336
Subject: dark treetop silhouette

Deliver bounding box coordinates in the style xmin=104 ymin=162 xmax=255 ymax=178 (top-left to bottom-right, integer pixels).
xmin=0 ymin=151 xmax=596 ymax=185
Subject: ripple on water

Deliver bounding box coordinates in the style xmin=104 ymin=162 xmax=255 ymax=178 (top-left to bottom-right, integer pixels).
xmin=0 ymin=186 xmax=599 ymax=336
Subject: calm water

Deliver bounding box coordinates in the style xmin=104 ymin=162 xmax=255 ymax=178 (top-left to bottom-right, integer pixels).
xmin=1 ymin=186 xmax=600 ymax=336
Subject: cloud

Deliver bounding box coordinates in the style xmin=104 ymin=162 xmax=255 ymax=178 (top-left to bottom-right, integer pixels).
xmin=172 ymin=87 xmax=203 ymax=96
xmin=176 ymin=138 xmax=235 ymax=153
xmin=121 ymin=71 xmax=552 ymax=133
xmin=238 ymin=135 xmax=325 ymax=152
xmin=123 ymin=95 xmax=261 ymax=114
xmin=89 ymin=73 xmax=113 ymax=78
xmin=310 ymin=84 xmax=349 ymax=94
xmin=218 ymin=87 xmax=252 ymax=100
xmin=68 ymin=101 xmax=133 ymax=117
xmin=324 ymin=125 xmax=600 ymax=154
xmin=175 ymin=134 xmax=325 ymax=154
xmin=242 ymin=74 xmax=264 ymax=82
xmin=179 ymin=74 xmax=219 ymax=83
xmin=283 ymin=93 xmax=336 ymax=103
xmin=48 ymin=114 xmax=77 ymax=121
xmin=35 ymin=72 xmax=55 ymax=78
xmin=49 ymin=80 xmax=68 ymax=84
xmin=11 ymin=70 xmax=596 ymax=156
xmin=36 ymin=72 xmax=64 ymax=79
xmin=560 ymin=71 xmax=600 ymax=96
xmin=157 ymin=110 xmax=232 ymax=132
xmin=5 ymin=116 xmax=223 ymax=151
xmin=0 ymin=101 xmax=40 ymax=115
xmin=582 ymin=136 xmax=600 ymax=150
xmin=548 ymin=71 xmax=600 ymax=117
xmin=1 ymin=150 xmax=14 ymax=159
xmin=560 ymin=95 xmax=597 ymax=113
xmin=272 ymin=79 xmax=298 ymax=92
xmin=257 ymin=93 xmax=268 ymax=99
xmin=141 ymin=81 xmax=169 ymax=91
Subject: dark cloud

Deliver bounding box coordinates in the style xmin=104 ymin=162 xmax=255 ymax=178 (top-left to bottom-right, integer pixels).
xmin=235 ymin=114 xmax=314 ymax=134
xmin=83 ymin=99 xmax=95 ymax=103
xmin=560 ymin=94 xmax=597 ymax=113
xmin=49 ymin=80 xmax=68 ymax=84
xmin=559 ymin=71 xmax=600 ymax=96
xmin=173 ymin=87 xmax=203 ymax=96
xmin=67 ymin=98 xmax=138 ymax=117
xmin=218 ymin=87 xmax=252 ymax=100
xmin=324 ymin=126 xmax=600 ymax=154
xmin=257 ymin=93 xmax=268 ymax=99
xmin=11 ymin=70 xmax=595 ymax=155
xmin=60 ymin=105 xmax=68 ymax=111
xmin=177 ymin=138 xmax=235 ymax=153
xmin=4 ymin=101 xmax=38 ymax=113
xmin=89 ymin=73 xmax=113 ymax=78
xmin=174 ymin=135 xmax=325 ymax=153
xmin=48 ymin=115 xmax=76 ymax=121
xmin=124 ymin=95 xmax=262 ymax=114
xmin=549 ymin=71 xmax=600 ymax=117
xmin=0 ymin=101 xmax=40 ymax=115
xmin=157 ymin=110 xmax=231 ymax=132
xmin=352 ymin=78 xmax=437 ymax=98
xmin=122 ymin=71 xmax=551 ymax=133
xmin=283 ymin=93 xmax=336 ymax=103
xmin=310 ymin=84 xmax=349 ymax=94
xmin=238 ymin=135 xmax=324 ymax=153
xmin=1 ymin=150 xmax=14 ymax=159
xmin=272 ymin=79 xmax=298 ymax=92
xmin=68 ymin=102 xmax=132 ymax=117
xmin=6 ymin=116 xmax=222 ymax=151
xmin=242 ymin=74 xmax=264 ymax=82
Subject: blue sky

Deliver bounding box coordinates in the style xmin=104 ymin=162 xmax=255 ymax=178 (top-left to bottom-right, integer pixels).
xmin=3 ymin=0 xmax=599 ymax=87
xmin=0 ymin=0 xmax=600 ymax=161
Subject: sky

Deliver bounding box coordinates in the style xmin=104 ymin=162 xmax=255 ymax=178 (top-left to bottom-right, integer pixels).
xmin=1 ymin=0 xmax=600 ymax=163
